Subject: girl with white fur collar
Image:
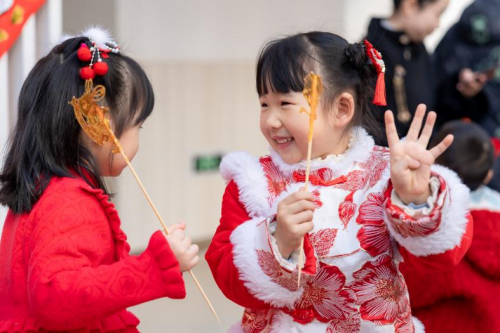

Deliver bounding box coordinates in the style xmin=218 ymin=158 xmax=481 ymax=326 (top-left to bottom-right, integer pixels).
xmin=206 ymin=32 xmax=473 ymax=333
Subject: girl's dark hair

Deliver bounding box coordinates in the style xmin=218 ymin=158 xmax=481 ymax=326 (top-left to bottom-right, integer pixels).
xmin=393 ymin=0 xmax=439 ymax=11
xmin=0 ymin=37 xmax=154 ymax=213
xmin=431 ymin=120 xmax=494 ymax=191
xmin=256 ymin=32 xmax=382 ymax=140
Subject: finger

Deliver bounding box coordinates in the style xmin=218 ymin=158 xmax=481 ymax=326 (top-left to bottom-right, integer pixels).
xmin=187 ymin=244 xmax=200 ymax=257
xmin=291 ymin=210 xmax=314 ymax=225
xmin=189 ymin=255 xmax=200 ymax=269
xmin=295 ymin=221 xmax=314 ymax=235
xmin=287 ymin=200 xmax=317 ymax=214
xmin=171 ymin=229 xmax=185 ymax=241
xmin=384 ymin=110 xmax=400 ymax=148
xmin=182 ymin=236 xmax=192 ymax=249
xmin=289 ymin=191 xmax=316 ymax=203
xmin=169 ymin=223 xmax=186 ymax=232
xmin=417 ymin=111 xmax=436 ymax=147
xmin=406 ymin=104 xmax=426 ymax=141
xmin=429 ymin=134 xmax=454 ymax=159
xmin=281 ymin=190 xmax=312 ymax=205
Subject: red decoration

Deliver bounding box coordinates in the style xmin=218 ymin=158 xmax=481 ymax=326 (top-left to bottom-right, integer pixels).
xmin=93 ymin=61 xmax=108 ymax=76
xmin=77 ymin=43 xmax=92 ymax=62
xmin=364 ymin=40 xmax=387 ymax=106
xmin=80 ymin=67 xmax=95 ymax=80
xmin=0 ymin=0 xmax=47 ymax=59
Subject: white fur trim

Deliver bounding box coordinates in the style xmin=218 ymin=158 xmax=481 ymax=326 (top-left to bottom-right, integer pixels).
xmin=269 ymin=127 xmax=375 ymax=177
xmin=470 ymin=185 xmax=500 ymax=213
xmin=220 ymin=152 xmax=270 ymax=217
xmin=387 ymin=164 xmax=470 ymax=256
xmin=57 ymin=26 xmax=116 ymax=51
xmin=413 ymin=316 xmax=426 ymax=333
xmin=81 ymin=26 xmax=114 ymax=50
xmin=230 ymin=217 xmax=303 ymax=308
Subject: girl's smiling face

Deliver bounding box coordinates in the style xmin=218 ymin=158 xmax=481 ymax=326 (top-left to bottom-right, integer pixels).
xmin=259 ymin=89 xmax=350 ymax=165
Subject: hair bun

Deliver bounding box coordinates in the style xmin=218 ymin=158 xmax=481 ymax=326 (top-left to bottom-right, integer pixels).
xmin=345 ymin=42 xmax=368 ymax=72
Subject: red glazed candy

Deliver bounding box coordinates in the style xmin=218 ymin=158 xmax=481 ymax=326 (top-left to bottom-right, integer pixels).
xmin=93 ymin=61 xmax=108 ymax=76
xmin=80 ymin=67 xmax=95 ymax=80
xmin=77 ymin=44 xmax=92 ymax=62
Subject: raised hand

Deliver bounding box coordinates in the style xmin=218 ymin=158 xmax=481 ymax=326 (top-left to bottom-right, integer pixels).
xmin=385 ymin=104 xmax=453 ymax=205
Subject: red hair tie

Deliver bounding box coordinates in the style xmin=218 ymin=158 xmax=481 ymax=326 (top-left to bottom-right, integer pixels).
xmin=364 ymin=40 xmax=387 ymax=106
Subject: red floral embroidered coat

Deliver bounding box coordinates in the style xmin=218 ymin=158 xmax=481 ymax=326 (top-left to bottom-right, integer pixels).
xmin=0 ymin=174 xmax=186 ymax=332
xmin=401 ymin=185 xmax=500 ymax=332
xmin=206 ymin=128 xmax=473 ymax=333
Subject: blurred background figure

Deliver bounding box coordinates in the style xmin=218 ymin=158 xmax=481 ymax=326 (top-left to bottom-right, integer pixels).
xmin=365 ymin=0 xmax=487 ymax=140
xmin=433 ymin=0 xmax=500 ymax=190
xmin=401 ymin=120 xmax=500 ymax=333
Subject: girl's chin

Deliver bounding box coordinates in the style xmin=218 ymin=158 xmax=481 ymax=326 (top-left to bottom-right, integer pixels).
xmin=276 ymin=152 xmax=302 ymax=165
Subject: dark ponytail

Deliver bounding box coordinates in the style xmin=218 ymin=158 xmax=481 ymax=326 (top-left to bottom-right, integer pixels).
xmin=0 ymin=37 xmax=155 ymax=213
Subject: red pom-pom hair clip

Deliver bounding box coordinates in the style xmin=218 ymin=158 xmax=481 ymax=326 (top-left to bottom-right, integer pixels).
xmin=363 ymin=40 xmax=387 ymax=106
xmin=76 ymin=40 xmax=119 ymax=80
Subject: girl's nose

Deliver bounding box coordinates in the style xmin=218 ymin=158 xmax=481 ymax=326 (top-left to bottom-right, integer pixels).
xmin=265 ymin=112 xmax=282 ymax=129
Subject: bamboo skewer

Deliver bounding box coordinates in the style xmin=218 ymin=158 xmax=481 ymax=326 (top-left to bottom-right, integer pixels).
xmin=112 ymin=137 xmax=221 ymax=324
xmin=297 ymin=73 xmax=323 ymax=288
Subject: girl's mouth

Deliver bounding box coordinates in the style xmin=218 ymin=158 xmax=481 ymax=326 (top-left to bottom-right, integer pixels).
xmin=274 ymin=137 xmax=294 ymax=149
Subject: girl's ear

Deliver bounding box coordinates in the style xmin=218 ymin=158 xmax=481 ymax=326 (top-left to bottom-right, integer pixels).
xmin=333 ymin=92 xmax=355 ymax=128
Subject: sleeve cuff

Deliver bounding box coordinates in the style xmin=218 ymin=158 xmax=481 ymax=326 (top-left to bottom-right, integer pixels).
xmin=143 ymin=230 xmax=186 ymax=299
xmin=390 ymin=176 xmax=441 ymax=218
xmin=268 ymin=221 xmax=305 ymax=272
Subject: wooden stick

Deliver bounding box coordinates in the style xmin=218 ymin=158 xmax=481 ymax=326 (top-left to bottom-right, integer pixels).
xmin=113 ymin=139 xmax=221 ymax=324
xmin=297 ymin=139 xmax=313 ymax=288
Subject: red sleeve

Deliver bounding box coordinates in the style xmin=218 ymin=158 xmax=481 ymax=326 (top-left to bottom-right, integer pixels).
xmin=205 ymin=181 xmax=270 ymax=309
xmin=27 ymin=187 xmax=185 ymax=330
xmin=398 ymin=212 xmax=473 ymax=272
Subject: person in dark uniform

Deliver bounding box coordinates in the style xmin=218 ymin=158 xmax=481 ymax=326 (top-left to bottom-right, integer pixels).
xmin=433 ymin=0 xmax=500 ymax=190
xmin=365 ymin=0 xmax=488 ymax=138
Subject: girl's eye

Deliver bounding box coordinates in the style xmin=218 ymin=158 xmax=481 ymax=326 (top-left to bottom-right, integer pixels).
xmin=260 ymin=103 xmax=268 ymax=108
xmin=281 ymin=101 xmax=292 ymax=107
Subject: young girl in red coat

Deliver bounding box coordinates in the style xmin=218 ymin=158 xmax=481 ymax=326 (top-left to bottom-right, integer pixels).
xmin=206 ymin=32 xmax=473 ymax=332
xmin=0 ymin=28 xmax=199 ymax=332
xmin=400 ymin=120 xmax=500 ymax=332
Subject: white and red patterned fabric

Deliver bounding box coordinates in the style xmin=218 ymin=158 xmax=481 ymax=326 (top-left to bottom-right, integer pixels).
xmin=206 ymin=128 xmax=473 ymax=332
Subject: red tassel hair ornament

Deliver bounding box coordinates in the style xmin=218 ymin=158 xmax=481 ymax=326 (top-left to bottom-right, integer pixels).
xmin=364 ymin=40 xmax=387 ymax=106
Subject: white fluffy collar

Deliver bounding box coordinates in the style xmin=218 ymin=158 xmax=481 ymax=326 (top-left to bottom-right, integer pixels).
xmin=269 ymin=127 xmax=375 ymax=177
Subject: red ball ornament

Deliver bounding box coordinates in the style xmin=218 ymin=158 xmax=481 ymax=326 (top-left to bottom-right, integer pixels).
xmin=80 ymin=67 xmax=95 ymax=80
xmin=93 ymin=61 xmax=108 ymax=76
xmin=77 ymin=44 xmax=92 ymax=62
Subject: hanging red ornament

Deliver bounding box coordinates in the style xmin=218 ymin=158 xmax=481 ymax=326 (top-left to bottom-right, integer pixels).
xmin=77 ymin=43 xmax=92 ymax=62
xmin=93 ymin=61 xmax=108 ymax=76
xmin=364 ymin=40 xmax=387 ymax=106
xmin=80 ymin=67 xmax=95 ymax=80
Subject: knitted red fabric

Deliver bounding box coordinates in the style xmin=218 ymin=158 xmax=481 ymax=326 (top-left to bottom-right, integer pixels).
xmin=0 ymin=175 xmax=186 ymax=332
xmin=401 ymin=208 xmax=500 ymax=332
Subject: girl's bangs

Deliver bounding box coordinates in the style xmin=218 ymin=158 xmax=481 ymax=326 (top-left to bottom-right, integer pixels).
xmin=256 ymin=39 xmax=313 ymax=96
